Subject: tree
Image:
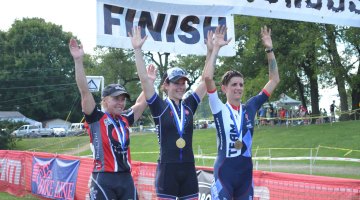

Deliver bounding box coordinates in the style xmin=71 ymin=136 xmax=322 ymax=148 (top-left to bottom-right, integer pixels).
xmin=0 ymin=18 xmax=85 ymax=122
xmin=0 ymin=120 xmax=27 ymax=150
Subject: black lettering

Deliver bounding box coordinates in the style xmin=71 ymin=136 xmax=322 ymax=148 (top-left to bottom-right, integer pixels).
xmin=166 ymin=15 xmax=179 ymax=42
xmin=327 ymin=0 xmax=345 ymax=12
xmin=104 ymin=4 xmax=123 ymax=35
xmin=349 ymin=0 xmax=360 ymax=14
xmin=178 ymin=16 xmax=200 ymax=44
xmin=306 ymin=0 xmax=323 ymax=10
xmin=228 ymin=143 xmax=237 ymax=156
xmin=203 ymin=17 xmax=227 ymax=44
xmin=229 ymin=124 xmax=237 ymax=134
xmin=285 ymin=0 xmax=303 ymax=8
xmin=125 ymin=9 xmax=136 ymax=37
xmin=229 ymin=133 xmax=238 ymax=141
xmin=267 ymin=0 xmax=278 ymax=3
xmin=138 ymin=11 xmax=165 ymax=41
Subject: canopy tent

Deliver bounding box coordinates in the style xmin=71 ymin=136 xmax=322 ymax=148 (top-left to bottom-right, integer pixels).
xmin=275 ymin=93 xmax=301 ymax=108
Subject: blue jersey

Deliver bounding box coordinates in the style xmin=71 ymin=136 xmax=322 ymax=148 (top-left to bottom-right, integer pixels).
xmin=147 ymin=92 xmax=200 ymax=163
xmin=208 ymin=89 xmax=269 ymax=200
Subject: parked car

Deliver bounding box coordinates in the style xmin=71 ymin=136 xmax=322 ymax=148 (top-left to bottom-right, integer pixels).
xmin=66 ymin=123 xmax=85 ymax=136
xmin=11 ymin=125 xmax=54 ymax=138
xmin=196 ymin=120 xmax=215 ymax=129
xmin=52 ymin=127 xmax=66 ymax=137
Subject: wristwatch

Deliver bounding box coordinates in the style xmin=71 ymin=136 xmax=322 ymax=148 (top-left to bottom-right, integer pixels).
xmin=265 ymin=48 xmax=273 ymax=53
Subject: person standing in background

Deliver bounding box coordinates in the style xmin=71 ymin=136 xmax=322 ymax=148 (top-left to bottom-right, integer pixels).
xmin=330 ymin=100 xmax=337 ymax=122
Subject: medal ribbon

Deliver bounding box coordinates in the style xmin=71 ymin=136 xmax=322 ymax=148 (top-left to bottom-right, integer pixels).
xmin=226 ymin=103 xmax=243 ymax=143
xmin=166 ymin=98 xmax=185 ymax=138
xmin=166 ymin=98 xmax=185 ymax=160
xmin=105 ymin=112 xmax=127 ymax=150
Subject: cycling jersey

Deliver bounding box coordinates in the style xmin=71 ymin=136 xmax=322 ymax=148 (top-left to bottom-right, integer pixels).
xmin=85 ymin=107 xmax=134 ymax=172
xmin=208 ymin=89 xmax=269 ymax=200
xmin=147 ymin=92 xmax=200 ymax=199
xmin=146 ymin=93 xmax=200 ymax=163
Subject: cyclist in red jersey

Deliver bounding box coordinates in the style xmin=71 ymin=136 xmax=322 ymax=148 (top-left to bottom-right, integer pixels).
xmin=69 ymin=38 xmax=156 ymax=200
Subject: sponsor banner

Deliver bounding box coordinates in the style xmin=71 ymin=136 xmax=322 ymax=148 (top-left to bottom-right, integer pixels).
xmin=110 ymin=0 xmax=360 ymax=28
xmin=0 ymin=156 xmax=24 ymax=196
xmin=31 ymin=156 xmax=80 ymax=200
xmin=96 ymin=0 xmax=236 ymax=56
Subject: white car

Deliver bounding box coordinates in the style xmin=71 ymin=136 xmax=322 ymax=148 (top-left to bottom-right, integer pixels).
xmin=52 ymin=128 xmax=66 ymax=137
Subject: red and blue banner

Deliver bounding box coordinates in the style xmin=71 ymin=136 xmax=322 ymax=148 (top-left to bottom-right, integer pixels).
xmin=31 ymin=156 xmax=80 ymax=200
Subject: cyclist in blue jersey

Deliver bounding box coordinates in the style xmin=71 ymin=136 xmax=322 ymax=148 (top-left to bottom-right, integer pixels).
xmin=204 ymin=26 xmax=280 ymax=200
xmin=128 ymin=26 xmax=230 ymax=200
xmin=69 ymin=38 xmax=156 ymax=200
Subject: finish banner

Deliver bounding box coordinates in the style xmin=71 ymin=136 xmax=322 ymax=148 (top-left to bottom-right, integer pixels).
xmin=31 ymin=157 xmax=80 ymax=200
xmin=96 ymin=0 xmax=236 ymax=56
xmin=101 ymin=0 xmax=360 ymax=28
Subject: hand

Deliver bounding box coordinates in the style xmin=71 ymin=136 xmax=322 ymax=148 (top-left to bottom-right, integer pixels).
xmin=261 ymin=26 xmax=273 ymax=49
xmin=213 ymin=25 xmax=232 ymax=49
xmin=128 ymin=26 xmax=148 ymax=50
xmin=69 ymin=38 xmax=84 ymax=60
xmin=147 ymin=64 xmax=157 ymax=83
xmin=206 ymin=30 xmax=214 ymax=52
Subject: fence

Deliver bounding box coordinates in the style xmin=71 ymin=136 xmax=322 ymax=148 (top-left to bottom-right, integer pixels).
xmin=1 ymin=150 xmax=360 ymax=200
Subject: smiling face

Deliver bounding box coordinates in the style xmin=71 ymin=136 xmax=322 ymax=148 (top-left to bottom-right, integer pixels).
xmin=221 ymin=76 xmax=244 ymax=103
xmin=163 ymin=77 xmax=187 ymax=102
xmin=102 ymin=94 xmax=127 ymax=116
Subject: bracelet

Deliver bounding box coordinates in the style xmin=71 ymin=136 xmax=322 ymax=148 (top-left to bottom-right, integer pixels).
xmin=265 ymin=48 xmax=273 ymax=53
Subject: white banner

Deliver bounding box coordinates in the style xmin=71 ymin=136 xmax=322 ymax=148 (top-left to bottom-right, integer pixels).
xmin=101 ymin=0 xmax=360 ymax=28
xmin=96 ymin=0 xmax=236 ymax=56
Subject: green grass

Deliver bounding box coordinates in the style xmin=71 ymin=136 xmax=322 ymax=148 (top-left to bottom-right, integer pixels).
xmin=15 ymin=135 xmax=89 ymax=154
xmin=0 ymin=192 xmax=40 ymax=200
xmin=5 ymin=120 xmax=360 ymax=199
xmin=13 ymin=120 xmax=360 ymax=179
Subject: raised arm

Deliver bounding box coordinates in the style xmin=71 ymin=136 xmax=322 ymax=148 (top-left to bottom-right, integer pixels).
xmin=131 ymin=65 xmax=157 ymax=121
xmin=129 ymin=26 xmax=155 ymax=100
xmin=202 ymin=26 xmax=232 ymax=90
xmin=69 ymin=38 xmax=95 ymax=115
xmin=195 ymin=25 xmax=232 ymax=98
xmin=261 ymin=26 xmax=280 ymax=95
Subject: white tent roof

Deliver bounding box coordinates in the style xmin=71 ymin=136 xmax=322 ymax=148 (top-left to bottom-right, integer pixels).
xmin=275 ymin=93 xmax=301 ymax=107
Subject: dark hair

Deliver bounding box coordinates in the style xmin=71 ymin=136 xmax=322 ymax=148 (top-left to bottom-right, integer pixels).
xmin=221 ymin=70 xmax=244 ymax=86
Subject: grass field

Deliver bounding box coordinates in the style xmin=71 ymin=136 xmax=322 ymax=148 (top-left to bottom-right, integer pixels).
xmin=14 ymin=120 xmax=360 ymax=179
xmin=4 ymin=120 xmax=360 ymax=199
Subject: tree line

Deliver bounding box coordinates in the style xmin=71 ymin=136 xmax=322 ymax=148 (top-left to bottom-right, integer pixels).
xmin=0 ymin=17 xmax=359 ymax=125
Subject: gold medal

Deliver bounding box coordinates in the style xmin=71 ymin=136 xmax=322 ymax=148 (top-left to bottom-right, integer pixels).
xmin=176 ymin=138 xmax=186 ymax=149
xmin=234 ymin=140 xmax=243 ymax=150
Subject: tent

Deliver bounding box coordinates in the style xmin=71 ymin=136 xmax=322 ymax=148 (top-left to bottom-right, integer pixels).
xmin=275 ymin=93 xmax=301 ymax=108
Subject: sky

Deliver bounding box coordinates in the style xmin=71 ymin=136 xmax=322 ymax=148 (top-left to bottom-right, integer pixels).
xmin=0 ymin=0 xmax=341 ymax=113
xmin=0 ymin=0 xmax=97 ymax=53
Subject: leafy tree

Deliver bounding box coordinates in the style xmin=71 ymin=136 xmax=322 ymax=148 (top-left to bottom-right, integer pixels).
xmin=0 ymin=120 xmax=27 ymax=149
xmin=0 ymin=18 xmax=85 ymax=122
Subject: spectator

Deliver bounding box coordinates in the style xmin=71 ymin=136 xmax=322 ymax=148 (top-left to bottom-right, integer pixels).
xmin=259 ymin=106 xmax=267 ymax=125
xmin=330 ymin=100 xmax=337 ymax=122
xmin=279 ymin=107 xmax=286 ymax=125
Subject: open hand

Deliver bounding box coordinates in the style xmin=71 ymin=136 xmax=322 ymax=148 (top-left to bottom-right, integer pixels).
xmin=213 ymin=25 xmax=232 ymax=49
xmin=69 ymin=38 xmax=84 ymax=60
xmin=147 ymin=64 xmax=157 ymax=83
xmin=129 ymin=26 xmax=148 ymax=50
xmin=261 ymin=26 xmax=273 ymax=49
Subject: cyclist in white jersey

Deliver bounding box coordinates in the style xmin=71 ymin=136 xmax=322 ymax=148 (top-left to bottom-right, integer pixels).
xmin=205 ymin=26 xmax=280 ymax=200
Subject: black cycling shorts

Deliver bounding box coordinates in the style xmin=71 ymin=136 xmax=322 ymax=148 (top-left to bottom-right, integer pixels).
xmin=89 ymin=172 xmax=138 ymax=200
